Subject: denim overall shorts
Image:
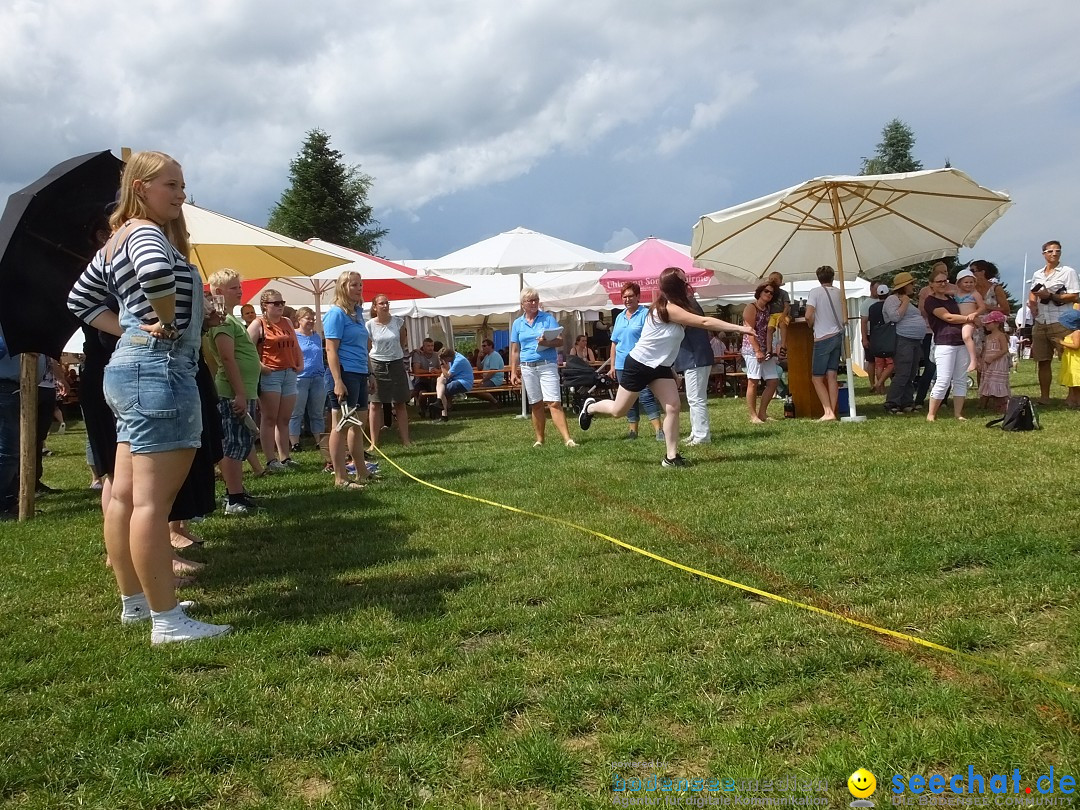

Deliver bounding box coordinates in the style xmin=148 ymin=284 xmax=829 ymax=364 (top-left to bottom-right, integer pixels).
xmin=104 ymin=263 xmax=203 ymax=454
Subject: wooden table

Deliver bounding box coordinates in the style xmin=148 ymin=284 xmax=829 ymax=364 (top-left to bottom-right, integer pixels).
xmin=786 ymin=319 xmax=824 ymax=418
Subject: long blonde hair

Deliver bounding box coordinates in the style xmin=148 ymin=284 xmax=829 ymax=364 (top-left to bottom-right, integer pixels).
xmin=109 ymin=151 xmax=191 ymax=258
xmin=332 ymin=271 xmax=362 ymax=321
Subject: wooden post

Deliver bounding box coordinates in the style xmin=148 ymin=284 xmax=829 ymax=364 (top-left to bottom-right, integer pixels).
xmin=18 ymin=353 xmax=37 ymax=520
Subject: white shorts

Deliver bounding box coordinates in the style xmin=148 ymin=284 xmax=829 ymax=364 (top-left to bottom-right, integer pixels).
xmin=521 ymin=362 xmax=561 ymax=403
xmin=743 ymin=353 xmax=779 ymax=381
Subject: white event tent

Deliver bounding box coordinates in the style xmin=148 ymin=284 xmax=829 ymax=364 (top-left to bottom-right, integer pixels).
xmin=393 ymin=226 xmax=629 ymax=348
xmin=387 ymin=267 xmax=615 ymax=351
xmin=390 ymin=270 xmax=613 ymax=318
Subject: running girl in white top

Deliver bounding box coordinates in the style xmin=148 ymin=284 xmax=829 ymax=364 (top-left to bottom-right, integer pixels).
xmin=577 ymin=267 xmax=752 ymax=467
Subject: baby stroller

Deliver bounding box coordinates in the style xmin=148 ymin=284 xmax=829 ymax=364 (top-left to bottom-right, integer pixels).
xmin=561 ymin=355 xmax=615 ymax=413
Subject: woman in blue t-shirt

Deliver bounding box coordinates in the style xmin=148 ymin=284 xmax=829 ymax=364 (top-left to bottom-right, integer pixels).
xmin=508 ymin=288 xmax=576 ymax=447
xmin=323 ymin=271 xmax=370 ymax=490
xmin=289 ymin=306 xmax=326 ymax=450
xmin=608 ymin=282 xmax=663 ymax=441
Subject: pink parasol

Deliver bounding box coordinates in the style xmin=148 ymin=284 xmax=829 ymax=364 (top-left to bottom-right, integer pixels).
xmin=602 ymin=237 xmax=752 ymax=304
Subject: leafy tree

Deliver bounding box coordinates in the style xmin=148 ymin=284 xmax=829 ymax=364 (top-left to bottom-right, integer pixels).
xmin=268 ymin=129 xmax=387 ymax=255
xmin=860 ymin=118 xmax=923 ymax=175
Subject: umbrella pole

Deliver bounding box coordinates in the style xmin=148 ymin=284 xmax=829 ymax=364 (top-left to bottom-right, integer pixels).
xmin=18 ymin=354 xmax=38 ymax=520
xmin=833 ymin=230 xmax=865 ymax=422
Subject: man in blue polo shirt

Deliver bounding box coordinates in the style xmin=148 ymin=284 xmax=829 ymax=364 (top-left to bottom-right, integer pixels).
xmin=471 ymin=338 xmax=505 ymax=408
xmin=435 ymin=346 xmax=474 ymax=421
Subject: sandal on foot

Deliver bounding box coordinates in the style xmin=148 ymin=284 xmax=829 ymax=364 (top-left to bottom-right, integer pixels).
xmin=170 ymin=534 xmax=197 ymax=550
xmin=336 ymin=480 xmax=366 ymax=491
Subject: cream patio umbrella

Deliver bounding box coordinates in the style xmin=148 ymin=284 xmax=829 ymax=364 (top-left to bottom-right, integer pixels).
xmin=183 ymin=203 xmax=349 ymax=280
xmin=691 ymin=168 xmax=1013 ymax=420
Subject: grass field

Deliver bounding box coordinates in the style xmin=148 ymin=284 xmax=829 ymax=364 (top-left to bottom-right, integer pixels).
xmin=2 ymin=362 xmax=1078 ymax=809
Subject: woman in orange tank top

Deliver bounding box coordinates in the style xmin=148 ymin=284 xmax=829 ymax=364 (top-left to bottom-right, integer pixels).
xmin=247 ymin=288 xmax=304 ymax=471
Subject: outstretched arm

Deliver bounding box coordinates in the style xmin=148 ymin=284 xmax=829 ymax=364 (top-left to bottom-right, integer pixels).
xmin=667 ymin=302 xmax=753 ymax=335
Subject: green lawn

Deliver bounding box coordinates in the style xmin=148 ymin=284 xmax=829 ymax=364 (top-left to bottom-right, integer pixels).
xmin=2 ymin=363 xmax=1078 ymax=809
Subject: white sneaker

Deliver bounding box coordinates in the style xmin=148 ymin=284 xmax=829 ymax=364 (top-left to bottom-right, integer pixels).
xmin=151 ymin=612 xmax=231 ymax=645
xmin=122 ymin=600 xmax=195 ymax=625
xmin=225 ymin=498 xmax=257 ymax=515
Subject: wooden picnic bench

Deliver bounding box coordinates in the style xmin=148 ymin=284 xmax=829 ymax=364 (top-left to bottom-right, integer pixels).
xmin=709 ymin=353 xmax=748 ymax=396
xmin=415 ymin=371 xmax=519 ymax=413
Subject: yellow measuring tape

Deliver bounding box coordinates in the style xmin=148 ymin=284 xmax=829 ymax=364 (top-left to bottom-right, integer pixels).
xmin=366 ymin=443 xmax=1076 ymax=693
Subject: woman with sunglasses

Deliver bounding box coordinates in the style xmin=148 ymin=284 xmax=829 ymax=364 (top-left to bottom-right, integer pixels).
xmin=248 ymin=288 xmax=303 ymax=471
xmin=741 ymin=282 xmax=781 ymax=424
xmin=923 ymin=264 xmax=979 ymax=421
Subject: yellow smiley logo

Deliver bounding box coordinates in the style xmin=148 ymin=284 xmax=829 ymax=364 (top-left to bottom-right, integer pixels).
xmin=848 ymin=768 xmax=877 ymax=799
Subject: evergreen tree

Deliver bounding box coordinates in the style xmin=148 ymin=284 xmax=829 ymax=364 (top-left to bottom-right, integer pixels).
xmin=268 ymin=129 xmax=388 ymax=255
xmin=860 ymin=118 xmax=923 ymax=175
xmin=860 ymin=119 xmax=937 ymax=286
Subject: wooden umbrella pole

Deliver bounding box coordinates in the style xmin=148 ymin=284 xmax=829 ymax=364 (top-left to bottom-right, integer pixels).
xmin=18 ymin=353 xmax=38 ymax=520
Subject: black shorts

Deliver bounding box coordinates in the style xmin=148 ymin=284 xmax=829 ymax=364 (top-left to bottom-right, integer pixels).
xmin=619 ymin=355 xmax=675 ymax=393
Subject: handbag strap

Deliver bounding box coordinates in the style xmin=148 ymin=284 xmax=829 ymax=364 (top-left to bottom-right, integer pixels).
xmin=823 ymin=287 xmax=847 ymax=359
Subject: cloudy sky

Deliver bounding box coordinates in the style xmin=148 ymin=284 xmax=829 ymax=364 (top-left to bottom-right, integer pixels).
xmin=2 ymin=0 xmax=1078 ymax=296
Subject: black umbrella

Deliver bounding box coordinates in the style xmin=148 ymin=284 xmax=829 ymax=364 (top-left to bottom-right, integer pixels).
xmin=0 ymin=151 xmax=123 ymax=358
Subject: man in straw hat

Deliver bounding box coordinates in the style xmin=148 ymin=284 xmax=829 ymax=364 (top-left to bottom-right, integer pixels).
xmin=881 ymin=271 xmax=927 ymax=414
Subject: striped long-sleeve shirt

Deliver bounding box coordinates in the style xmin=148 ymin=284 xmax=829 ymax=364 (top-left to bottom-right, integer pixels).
xmin=68 ymin=225 xmax=196 ymax=332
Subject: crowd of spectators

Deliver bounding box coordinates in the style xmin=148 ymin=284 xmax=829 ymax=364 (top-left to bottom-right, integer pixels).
xmin=4 ymin=172 xmax=1078 ymax=650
